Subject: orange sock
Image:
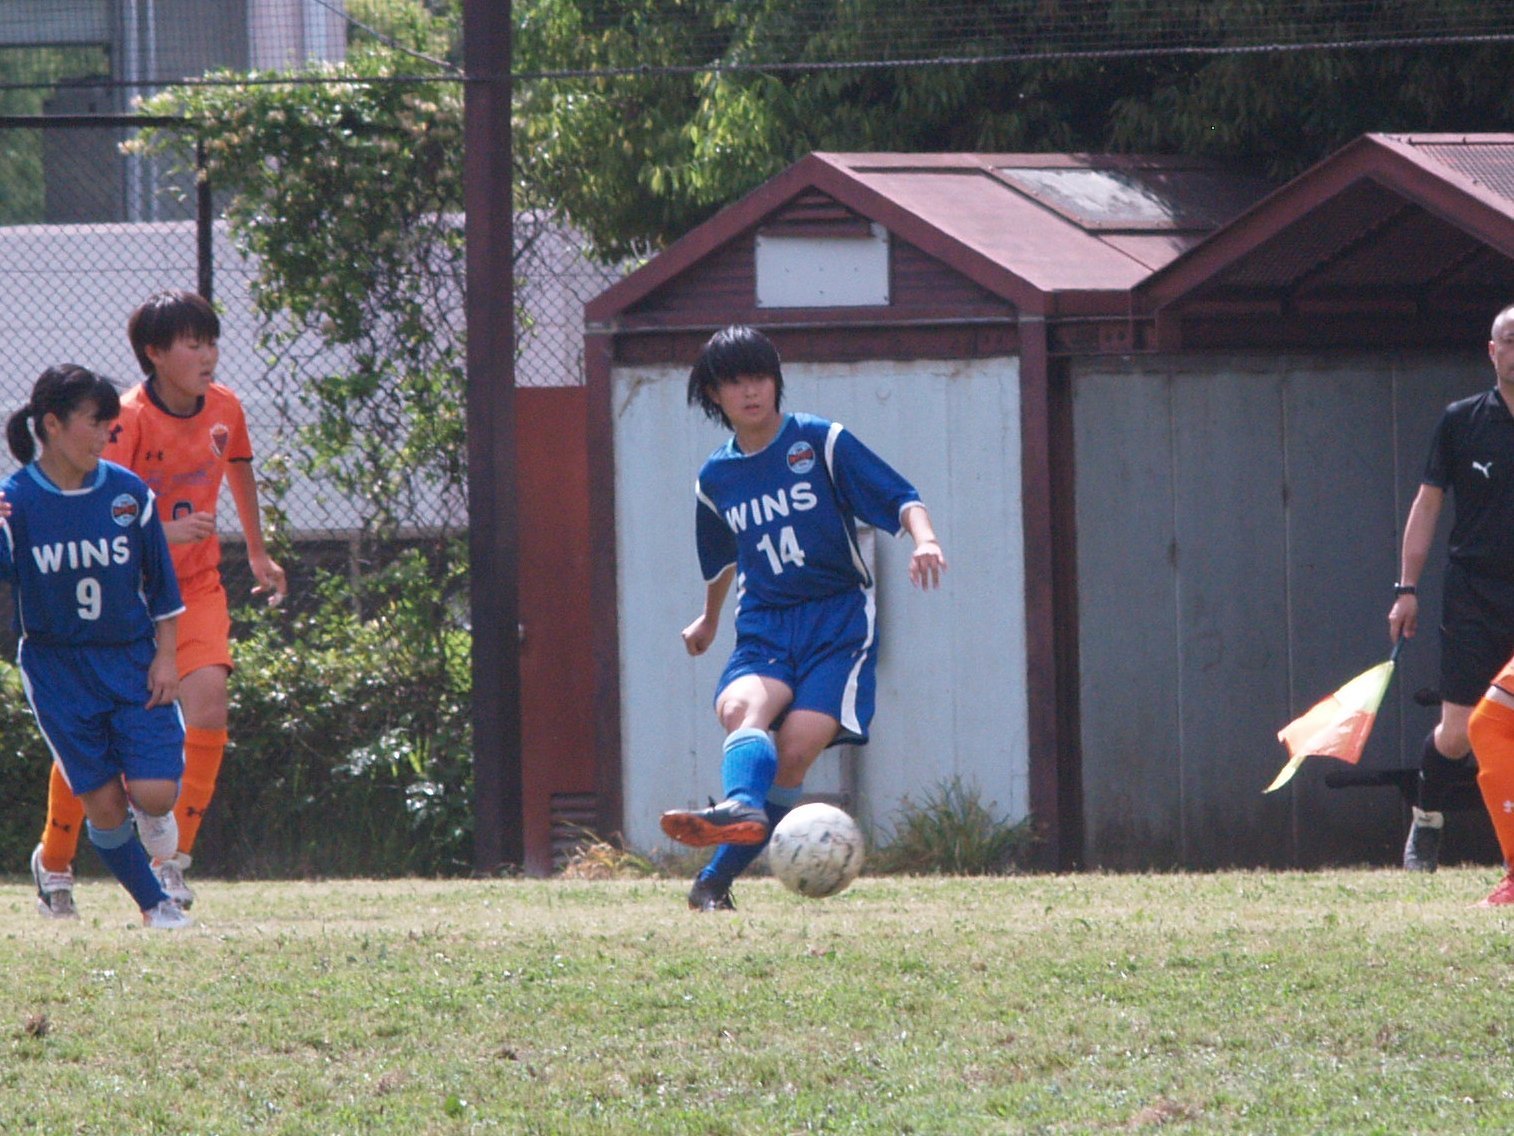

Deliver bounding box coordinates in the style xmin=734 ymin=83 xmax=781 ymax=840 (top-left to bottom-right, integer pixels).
xmin=39 ymin=763 xmax=86 ymax=873
xmin=175 ymin=726 xmax=228 ymax=856
xmin=1469 ymin=698 xmax=1514 ymax=865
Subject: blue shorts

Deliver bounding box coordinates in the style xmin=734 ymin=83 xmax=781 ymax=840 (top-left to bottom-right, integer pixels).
xmin=18 ymin=639 xmax=186 ymax=796
xmin=716 ymin=588 xmax=877 ymax=746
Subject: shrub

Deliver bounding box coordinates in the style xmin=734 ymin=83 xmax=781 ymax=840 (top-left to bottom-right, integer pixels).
xmin=0 ymin=666 xmax=60 ymax=873
xmin=869 ymin=776 xmax=1036 ymax=876
xmin=202 ymin=549 xmax=473 ymax=878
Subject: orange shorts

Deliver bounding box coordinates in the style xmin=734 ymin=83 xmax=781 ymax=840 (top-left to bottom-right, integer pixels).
xmin=176 ymin=574 xmax=233 ymax=678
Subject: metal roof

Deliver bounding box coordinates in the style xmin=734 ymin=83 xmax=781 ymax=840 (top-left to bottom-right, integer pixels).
xmin=1140 ymin=134 xmax=1514 ymax=324
xmin=586 ymin=151 xmax=1273 ymax=324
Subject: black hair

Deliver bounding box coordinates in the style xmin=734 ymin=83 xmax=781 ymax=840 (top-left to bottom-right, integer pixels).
xmin=686 ymin=325 xmax=785 ymax=428
xmin=127 ymin=289 xmax=220 ymax=377
xmin=6 ymin=364 xmax=121 ymax=463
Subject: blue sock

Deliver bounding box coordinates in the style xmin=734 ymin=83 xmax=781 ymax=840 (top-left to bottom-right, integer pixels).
xmin=88 ymin=818 xmax=167 ymax=913
xmin=721 ymin=727 xmax=777 ymax=808
xmin=700 ymin=784 xmax=804 ymax=887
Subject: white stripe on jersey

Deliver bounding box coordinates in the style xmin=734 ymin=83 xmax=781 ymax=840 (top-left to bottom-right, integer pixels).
xmin=15 ymin=648 xmax=68 ymax=780
xmin=838 ymin=586 xmax=877 ymax=737
xmin=694 ymin=478 xmax=736 ymax=583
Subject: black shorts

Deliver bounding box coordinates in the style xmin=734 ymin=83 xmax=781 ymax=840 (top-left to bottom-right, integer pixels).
xmin=1440 ymin=561 xmax=1514 ymax=705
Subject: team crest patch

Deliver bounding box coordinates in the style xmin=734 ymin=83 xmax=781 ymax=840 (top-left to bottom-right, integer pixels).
xmin=110 ymin=494 xmax=140 ymax=527
xmin=209 ymin=422 xmax=231 ymax=457
xmin=786 ymin=441 xmax=816 ymax=474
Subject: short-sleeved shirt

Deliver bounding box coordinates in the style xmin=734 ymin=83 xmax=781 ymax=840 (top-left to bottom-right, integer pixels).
xmin=0 ymin=459 xmax=183 ymax=647
xmin=104 ymin=379 xmax=253 ymax=589
xmin=694 ymin=412 xmax=921 ymax=609
xmin=1423 ymin=388 xmax=1514 ymax=581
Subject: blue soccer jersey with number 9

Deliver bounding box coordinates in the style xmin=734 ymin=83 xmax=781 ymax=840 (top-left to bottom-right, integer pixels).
xmin=0 ymin=459 xmax=183 ymax=647
xmin=695 ymin=413 xmax=921 ymax=608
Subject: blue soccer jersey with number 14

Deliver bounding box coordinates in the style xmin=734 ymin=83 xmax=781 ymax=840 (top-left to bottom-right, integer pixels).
xmin=0 ymin=459 xmax=183 ymax=648
xmin=695 ymin=412 xmax=921 ymax=609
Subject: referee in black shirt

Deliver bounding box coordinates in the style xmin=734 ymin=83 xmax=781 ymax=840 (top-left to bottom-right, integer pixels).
xmin=1390 ymin=302 xmax=1514 ymax=871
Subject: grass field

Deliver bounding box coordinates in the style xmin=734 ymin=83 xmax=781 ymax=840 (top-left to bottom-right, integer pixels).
xmin=4 ymin=868 xmax=1514 ymax=1134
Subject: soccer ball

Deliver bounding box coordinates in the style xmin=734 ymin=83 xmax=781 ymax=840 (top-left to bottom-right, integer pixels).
xmin=767 ymin=803 xmax=865 ymax=898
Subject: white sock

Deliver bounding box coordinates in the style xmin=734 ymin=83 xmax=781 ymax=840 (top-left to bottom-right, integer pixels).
xmin=132 ymin=808 xmax=180 ymax=864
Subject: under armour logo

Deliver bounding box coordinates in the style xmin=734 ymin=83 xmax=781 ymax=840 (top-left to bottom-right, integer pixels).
xmin=1503 ymin=800 xmax=1514 ymax=814
xmin=1474 ymin=460 xmax=1494 ymax=479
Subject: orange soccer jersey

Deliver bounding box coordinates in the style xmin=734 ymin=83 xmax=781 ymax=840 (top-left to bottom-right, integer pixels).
xmin=104 ymin=379 xmax=253 ymax=589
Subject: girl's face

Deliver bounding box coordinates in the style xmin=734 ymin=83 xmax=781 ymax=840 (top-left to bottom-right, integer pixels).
xmin=145 ymin=331 xmax=219 ymax=408
xmin=41 ymin=399 xmax=114 ymax=480
xmin=712 ymin=372 xmax=780 ymax=434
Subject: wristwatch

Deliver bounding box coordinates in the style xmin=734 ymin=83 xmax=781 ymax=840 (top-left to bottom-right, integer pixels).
xmin=1394 ymin=584 xmax=1417 ymax=596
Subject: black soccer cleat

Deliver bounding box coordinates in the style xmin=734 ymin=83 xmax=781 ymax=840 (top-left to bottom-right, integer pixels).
xmin=1403 ymin=807 xmax=1443 ymax=872
xmin=660 ymin=797 xmax=769 ymax=847
xmin=687 ymin=876 xmax=736 ymax=912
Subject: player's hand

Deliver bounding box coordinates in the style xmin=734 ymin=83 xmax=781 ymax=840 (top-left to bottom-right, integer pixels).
xmin=909 ymin=540 xmax=947 ymax=590
xmin=163 ymin=511 xmax=216 ymax=543
xmin=681 ymin=614 xmax=717 ymax=656
xmin=0 ymin=490 xmax=10 ymax=520
xmin=145 ymin=652 xmax=179 ymax=709
xmin=1389 ymin=594 xmax=1418 ymax=642
xmin=250 ymin=554 xmax=287 ymax=608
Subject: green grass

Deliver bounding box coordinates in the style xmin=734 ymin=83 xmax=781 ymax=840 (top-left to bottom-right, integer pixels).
xmin=4 ymin=869 xmax=1514 ymax=1134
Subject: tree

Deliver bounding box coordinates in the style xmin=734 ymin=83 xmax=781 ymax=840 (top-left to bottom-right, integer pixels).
xmin=124 ymin=0 xmax=476 ymax=874
xmin=513 ymin=0 xmax=1514 ymax=259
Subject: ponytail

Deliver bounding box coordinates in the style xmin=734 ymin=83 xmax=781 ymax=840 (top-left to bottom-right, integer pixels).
xmin=6 ymin=407 xmax=35 ymax=464
xmin=8 ymin=365 xmax=120 ymax=466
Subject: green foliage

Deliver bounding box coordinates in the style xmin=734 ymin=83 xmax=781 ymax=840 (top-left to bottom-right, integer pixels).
xmin=93 ymin=3 xmax=477 ymax=879
xmin=0 ymin=45 xmax=111 ymax=224
xmin=127 ymin=22 xmax=466 ymax=542
xmin=870 ymin=776 xmax=1036 ymax=876
xmin=0 ymin=667 xmax=57 ymax=872
xmin=208 ymin=548 xmax=474 ymax=878
xmin=515 ymin=0 xmax=1514 ymax=257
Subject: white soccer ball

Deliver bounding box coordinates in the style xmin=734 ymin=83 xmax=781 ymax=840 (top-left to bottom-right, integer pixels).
xmin=767 ymin=803 xmax=865 ymax=898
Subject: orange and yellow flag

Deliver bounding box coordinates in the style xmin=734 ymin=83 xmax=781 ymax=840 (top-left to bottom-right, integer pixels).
xmin=1266 ymin=651 xmax=1399 ymax=794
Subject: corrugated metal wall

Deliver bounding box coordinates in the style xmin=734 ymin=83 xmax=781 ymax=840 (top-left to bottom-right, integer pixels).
xmin=1073 ymin=351 xmax=1496 ymax=868
xmin=612 ymin=356 xmax=1026 ymax=851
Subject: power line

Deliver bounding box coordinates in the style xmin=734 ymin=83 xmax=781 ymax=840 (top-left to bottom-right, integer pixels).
xmin=513 ymin=30 xmax=1514 ymax=83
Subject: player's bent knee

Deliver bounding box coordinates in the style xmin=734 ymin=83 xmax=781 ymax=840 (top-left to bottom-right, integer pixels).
xmin=126 ymin=780 xmax=179 ymax=817
xmin=1471 ymin=697 xmax=1514 ymax=767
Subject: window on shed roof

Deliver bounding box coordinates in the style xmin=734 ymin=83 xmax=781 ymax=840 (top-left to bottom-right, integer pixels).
xmin=996 ymin=167 xmax=1262 ymax=232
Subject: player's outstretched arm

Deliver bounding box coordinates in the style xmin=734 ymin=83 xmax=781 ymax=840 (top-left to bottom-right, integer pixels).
xmin=901 ymin=504 xmax=946 ymax=590
xmin=682 ymin=565 xmax=735 ymax=657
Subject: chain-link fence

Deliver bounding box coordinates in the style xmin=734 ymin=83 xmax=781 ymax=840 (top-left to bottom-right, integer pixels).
xmin=0 ymin=108 xmax=622 ymax=593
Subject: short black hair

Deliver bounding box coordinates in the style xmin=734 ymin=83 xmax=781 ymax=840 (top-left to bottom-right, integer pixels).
xmin=686 ymin=325 xmax=784 ymax=428
xmin=127 ymin=290 xmax=221 ymax=377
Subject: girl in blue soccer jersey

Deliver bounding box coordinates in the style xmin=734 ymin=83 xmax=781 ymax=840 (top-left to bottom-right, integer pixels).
xmin=660 ymin=326 xmax=947 ymax=911
xmin=1 ymin=365 xmax=191 ymax=928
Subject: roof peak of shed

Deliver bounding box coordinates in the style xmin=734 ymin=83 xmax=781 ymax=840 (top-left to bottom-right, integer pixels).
xmin=586 ymin=150 xmax=1272 ymax=329
xmin=1139 ymin=132 xmax=1514 ymax=349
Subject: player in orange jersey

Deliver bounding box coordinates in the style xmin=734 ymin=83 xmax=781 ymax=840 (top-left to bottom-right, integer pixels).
xmin=1468 ymin=659 xmax=1514 ymax=905
xmin=30 ymin=290 xmax=286 ymax=918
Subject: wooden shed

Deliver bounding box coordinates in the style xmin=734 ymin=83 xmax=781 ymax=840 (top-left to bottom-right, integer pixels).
xmin=1079 ymin=133 xmax=1514 ymax=869
xmin=581 ymin=152 xmax=1272 ymax=865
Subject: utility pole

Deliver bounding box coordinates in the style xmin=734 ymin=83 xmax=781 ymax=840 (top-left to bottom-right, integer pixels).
xmin=463 ymin=0 xmax=522 ymax=873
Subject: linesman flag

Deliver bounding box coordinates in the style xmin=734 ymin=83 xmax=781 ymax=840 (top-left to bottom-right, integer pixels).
xmin=1265 ymin=640 xmax=1403 ymax=794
